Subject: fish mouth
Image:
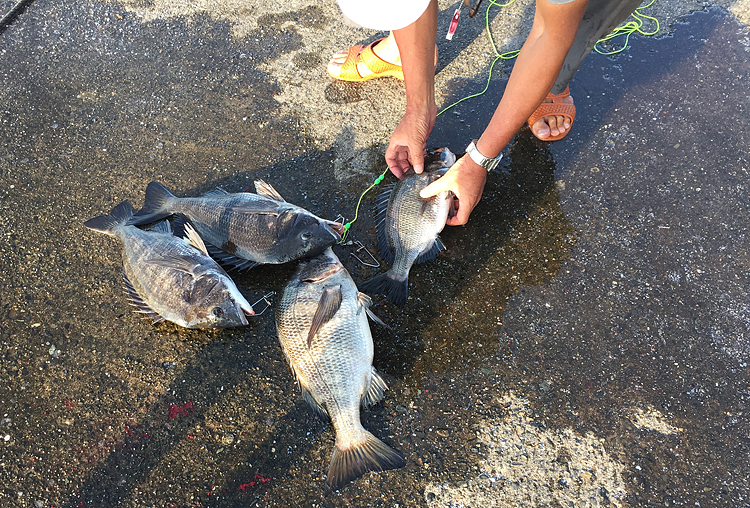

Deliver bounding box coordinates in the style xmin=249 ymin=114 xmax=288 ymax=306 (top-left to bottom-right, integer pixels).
xmin=325 ymin=221 xmax=346 ymax=240
xmin=235 ymin=302 xmax=252 ymax=326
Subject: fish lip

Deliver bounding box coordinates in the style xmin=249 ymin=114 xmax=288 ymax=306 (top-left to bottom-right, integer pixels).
xmin=325 ymin=221 xmax=345 ymax=240
xmin=236 ymin=302 xmax=252 ymax=326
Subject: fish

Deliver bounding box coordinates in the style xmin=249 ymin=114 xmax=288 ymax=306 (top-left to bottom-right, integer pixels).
xmin=276 ymin=248 xmax=405 ymax=489
xmin=359 ymin=147 xmax=456 ymax=306
xmin=84 ymin=201 xmax=254 ymax=328
xmin=130 ymin=181 xmax=344 ymax=270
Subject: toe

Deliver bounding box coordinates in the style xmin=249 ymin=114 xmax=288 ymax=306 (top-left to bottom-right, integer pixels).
xmin=547 ymin=117 xmax=558 ymax=137
xmin=327 ymin=59 xmax=342 ymax=78
xmin=532 ymin=117 xmax=550 ymax=139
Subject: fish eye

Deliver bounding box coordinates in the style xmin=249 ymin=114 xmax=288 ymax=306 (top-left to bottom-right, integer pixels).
xmin=212 ymin=307 xmax=224 ymax=318
xmin=301 ymin=232 xmax=313 ymax=241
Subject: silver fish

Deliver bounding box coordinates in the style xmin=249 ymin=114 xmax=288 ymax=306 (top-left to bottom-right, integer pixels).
xmin=131 ymin=181 xmax=344 ymax=269
xmin=276 ymin=248 xmax=405 ymax=489
xmin=360 ymin=148 xmax=456 ymax=306
xmin=84 ymin=201 xmax=254 ymax=328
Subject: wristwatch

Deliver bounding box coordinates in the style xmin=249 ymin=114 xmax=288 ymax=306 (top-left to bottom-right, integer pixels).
xmin=465 ymin=139 xmax=503 ymax=172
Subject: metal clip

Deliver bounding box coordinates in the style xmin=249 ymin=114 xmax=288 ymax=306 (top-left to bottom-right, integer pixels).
xmin=350 ymin=241 xmax=380 ymax=268
xmin=463 ymin=0 xmax=483 ymax=18
xmin=250 ymin=291 xmax=275 ymax=316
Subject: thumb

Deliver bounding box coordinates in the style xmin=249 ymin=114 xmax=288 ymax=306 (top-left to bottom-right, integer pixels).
xmin=419 ymin=177 xmax=448 ymax=199
xmin=410 ymin=146 xmax=425 ymax=174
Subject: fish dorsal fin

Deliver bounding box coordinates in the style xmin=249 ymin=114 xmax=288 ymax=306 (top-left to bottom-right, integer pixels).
xmin=307 ymin=284 xmax=342 ymax=348
xmin=201 ymin=188 xmax=229 ymax=198
xmin=361 ymin=367 xmax=388 ymax=408
xmin=415 ymin=236 xmax=446 ymax=265
xmin=183 ymin=223 xmax=208 ymax=256
xmin=142 ymin=254 xmax=201 ymax=275
xmin=254 ymin=179 xmax=286 ymax=202
xmin=122 ymin=270 xmax=164 ymax=323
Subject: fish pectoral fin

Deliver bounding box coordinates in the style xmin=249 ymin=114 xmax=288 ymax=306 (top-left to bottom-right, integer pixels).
xmin=307 ymin=284 xmax=343 ymax=348
xmin=183 ymin=223 xmax=209 ymax=256
xmin=358 ymin=292 xmax=392 ymax=330
xmin=254 ymin=179 xmax=287 ymax=202
xmin=415 ymin=236 xmax=446 ymax=265
xmin=142 ymin=254 xmax=201 ymax=275
xmin=122 ymin=270 xmax=163 ymax=322
xmin=205 ymin=244 xmax=259 ymax=271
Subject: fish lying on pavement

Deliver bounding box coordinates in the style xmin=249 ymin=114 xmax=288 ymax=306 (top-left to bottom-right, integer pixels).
xmin=130 ymin=181 xmax=345 ymax=269
xmin=359 ymin=148 xmax=456 ymax=307
xmin=84 ymin=201 xmax=254 ymax=328
xmin=276 ymin=248 xmax=405 ymax=489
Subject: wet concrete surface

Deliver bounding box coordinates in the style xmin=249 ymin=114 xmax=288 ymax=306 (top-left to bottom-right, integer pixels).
xmin=1 ymin=1 xmax=749 ymax=507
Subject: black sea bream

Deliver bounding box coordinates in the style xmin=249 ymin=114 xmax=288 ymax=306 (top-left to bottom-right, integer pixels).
xmin=360 ymin=148 xmax=456 ymax=306
xmin=84 ymin=201 xmax=253 ymax=328
xmin=131 ymin=181 xmax=344 ymax=269
xmin=276 ymin=248 xmax=405 ymax=489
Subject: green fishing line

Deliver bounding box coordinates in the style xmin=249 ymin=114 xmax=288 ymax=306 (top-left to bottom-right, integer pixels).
xmin=340 ymin=0 xmax=659 ymax=242
xmin=594 ymin=0 xmax=659 ymax=55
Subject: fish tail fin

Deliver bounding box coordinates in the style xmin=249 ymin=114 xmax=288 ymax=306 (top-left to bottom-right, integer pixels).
xmin=83 ymin=201 xmax=134 ymax=235
xmin=326 ymin=431 xmax=406 ymax=490
xmin=358 ymin=271 xmax=408 ymax=307
xmin=132 ymin=181 xmax=176 ymax=224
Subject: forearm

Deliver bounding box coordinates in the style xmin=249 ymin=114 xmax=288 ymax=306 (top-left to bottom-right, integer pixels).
xmin=476 ymin=0 xmax=587 ymax=158
xmin=392 ymin=0 xmax=438 ymax=116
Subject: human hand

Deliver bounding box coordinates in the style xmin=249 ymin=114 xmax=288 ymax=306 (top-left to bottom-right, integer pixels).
xmin=419 ymin=154 xmax=487 ymax=226
xmin=385 ymin=105 xmax=436 ymax=178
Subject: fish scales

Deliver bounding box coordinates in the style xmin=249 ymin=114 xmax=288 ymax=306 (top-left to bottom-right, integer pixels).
xmin=167 ymin=193 xmax=286 ymax=261
xmin=276 ymin=248 xmax=405 ymax=489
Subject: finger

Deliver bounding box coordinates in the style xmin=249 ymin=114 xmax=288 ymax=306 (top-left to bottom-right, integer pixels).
xmin=419 ymin=177 xmax=449 ymax=199
xmin=451 ymin=205 xmax=470 ymax=225
xmin=388 ymin=165 xmax=404 ymax=179
xmin=385 ymin=145 xmax=401 ymax=173
xmin=411 ymin=149 xmax=425 ymax=174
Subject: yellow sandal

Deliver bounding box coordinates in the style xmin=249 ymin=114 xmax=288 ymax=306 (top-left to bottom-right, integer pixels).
xmin=328 ymin=38 xmax=404 ymax=82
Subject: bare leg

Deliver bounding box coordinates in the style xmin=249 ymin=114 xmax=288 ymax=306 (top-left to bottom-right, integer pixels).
xmin=531 ymin=0 xmax=644 ymax=139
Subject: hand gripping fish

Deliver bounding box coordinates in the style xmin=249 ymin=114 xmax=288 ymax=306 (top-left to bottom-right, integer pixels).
xmin=131 ymin=181 xmax=345 ymax=269
xmin=359 ymin=148 xmax=456 ymax=306
xmin=276 ymin=248 xmax=405 ymax=489
xmin=84 ymin=201 xmax=253 ymax=328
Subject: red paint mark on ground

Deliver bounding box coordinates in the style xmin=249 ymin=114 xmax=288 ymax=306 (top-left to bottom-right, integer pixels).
xmin=64 ymin=399 xmax=75 ymax=409
xmin=168 ymin=401 xmax=194 ymax=421
xmin=238 ymin=474 xmax=272 ymax=491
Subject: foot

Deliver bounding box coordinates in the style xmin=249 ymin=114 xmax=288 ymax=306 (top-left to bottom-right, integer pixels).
xmin=530 ymin=93 xmax=575 ymax=140
xmin=327 ymin=33 xmax=401 ymax=80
